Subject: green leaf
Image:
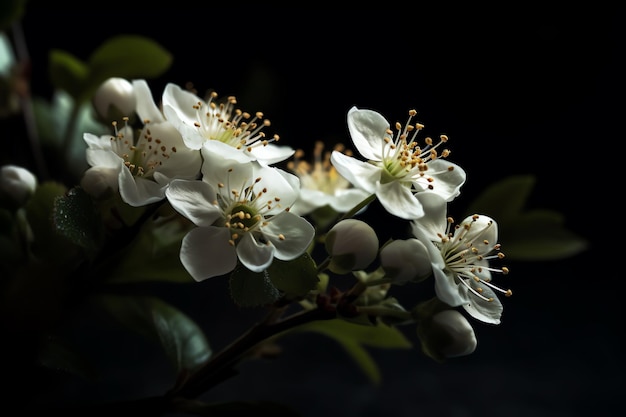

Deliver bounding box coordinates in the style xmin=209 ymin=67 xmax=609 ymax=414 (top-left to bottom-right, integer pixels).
xmin=94 ymin=295 xmax=211 ymax=373
xmin=266 ymin=252 xmax=319 ymax=298
xmin=106 ymin=217 xmax=195 ymax=284
xmin=464 ymin=174 xmax=536 ymax=222
xmin=292 ymin=318 xmax=412 ymax=384
xmin=38 ymin=335 xmax=99 ymax=381
xmin=84 ymin=35 xmax=172 ymax=101
xmin=504 ymin=210 xmax=589 ymax=260
xmin=464 ymin=175 xmax=589 ymax=261
xmin=48 ymin=50 xmax=89 ymax=101
xmin=52 ymin=186 xmax=103 ymax=257
xmin=229 ymin=266 xmax=281 ymax=307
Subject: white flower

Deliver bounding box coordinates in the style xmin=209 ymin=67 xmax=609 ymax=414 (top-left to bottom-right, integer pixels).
xmin=82 ymin=80 xmax=202 ymax=206
xmin=411 ymin=191 xmax=511 ymax=324
xmin=287 ymin=141 xmax=370 ymax=216
xmin=162 ymin=83 xmax=294 ymax=164
xmin=330 ymin=106 xmax=466 ymax=220
xmin=165 ymin=149 xmax=315 ymax=280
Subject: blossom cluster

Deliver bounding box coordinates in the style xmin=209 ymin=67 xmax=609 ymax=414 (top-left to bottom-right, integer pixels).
xmin=73 ymin=77 xmax=512 ymax=357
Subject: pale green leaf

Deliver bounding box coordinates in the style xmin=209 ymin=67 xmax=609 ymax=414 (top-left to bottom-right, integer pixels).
xmin=48 ymin=50 xmax=89 ymax=101
xmin=291 ymin=318 xmax=412 ymax=384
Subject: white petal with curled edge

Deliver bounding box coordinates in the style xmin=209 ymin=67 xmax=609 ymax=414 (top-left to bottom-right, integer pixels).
xmin=166 ymin=179 xmax=222 ymax=227
xmin=236 ymin=233 xmax=275 ymax=273
xmin=347 ymin=107 xmax=389 ymax=161
xmin=263 ymin=211 xmax=315 ymax=261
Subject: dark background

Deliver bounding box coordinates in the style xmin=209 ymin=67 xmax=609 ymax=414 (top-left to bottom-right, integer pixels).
xmin=6 ymin=3 xmax=624 ymax=416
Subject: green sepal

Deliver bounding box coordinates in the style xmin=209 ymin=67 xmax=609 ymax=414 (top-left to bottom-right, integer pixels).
xmin=93 ymin=294 xmax=211 ymax=373
xmin=229 ymin=265 xmax=281 ymax=307
xmin=464 ymin=175 xmax=588 ymax=261
xmin=52 ymin=186 xmax=104 ymax=258
xmin=265 ymin=252 xmax=319 ymax=298
xmin=291 ymin=318 xmax=412 ymax=384
xmin=328 ymin=253 xmax=356 ymax=275
xmin=410 ymin=297 xmax=452 ymax=321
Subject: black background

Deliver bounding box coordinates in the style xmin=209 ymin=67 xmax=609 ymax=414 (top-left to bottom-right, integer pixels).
xmin=5 ymin=3 xmax=624 ymax=416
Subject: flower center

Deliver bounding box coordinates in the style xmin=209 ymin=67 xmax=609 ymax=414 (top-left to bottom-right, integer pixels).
xmin=287 ymin=141 xmax=352 ymax=194
xmin=436 ymin=215 xmax=512 ymax=302
xmin=215 ymin=168 xmax=285 ymax=246
xmin=191 ymin=92 xmax=280 ymax=153
xmin=378 ymin=109 xmax=451 ymax=187
xmin=111 ymin=118 xmax=177 ymax=178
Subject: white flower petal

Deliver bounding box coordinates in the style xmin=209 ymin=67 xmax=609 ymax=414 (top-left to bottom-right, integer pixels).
xmin=411 ymin=191 xmax=448 ymax=241
xmin=132 ymin=79 xmax=164 ymax=123
xmin=461 ymin=280 xmax=503 ymax=324
xmin=201 ymin=147 xmax=254 ymax=186
xmin=165 ymin=179 xmax=222 ymax=227
xmin=144 ymin=122 xmax=201 ymax=180
xmin=83 ymin=132 xmax=112 ymax=150
xmin=375 ymin=180 xmax=424 ymax=220
xmin=162 ymin=83 xmax=206 ymax=150
xmin=330 ymin=151 xmax=379 ymax=193
xmin=247 ymin=143 xmax=295 ymax=165
xmin=413 ymin=159 xmax=467 ymax=201
xmin=180 ymin=227 xmax=237 ymax=281
xmin=118 ymin=166 xmax=167 ymax=206
xmin=85 ymin=149 xmax=122 ymax=169
xmin=262 ymin=211 xmax=315 ymax=261
xmin=236 ymin=233 xmax=275 ymax=272
xmin=432 ymin=267 xmax=468 ymax=307
xmin=347 ymin=106 xmax=389 ymax=161
xmin=202 ymin=140 xmax=253 ymax=163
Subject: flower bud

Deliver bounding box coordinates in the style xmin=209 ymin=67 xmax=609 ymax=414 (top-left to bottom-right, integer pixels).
xmin=380 ymin=238 xmax=432 ymax=284
xmin=417 ymin=309 xmax=477 ymax=361
xmin=325 ymin=219 xmax=378 ymax=274
xmin=92 ymin=77 xmax=136 ymax=122
xmin=0 ymin=164 xmax=37 ymax=206
xmin=80 ymin=166 xmax=119 ymax=199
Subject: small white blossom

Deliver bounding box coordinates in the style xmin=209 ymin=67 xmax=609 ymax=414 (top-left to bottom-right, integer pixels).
xmin=165 ymin=148 xmax=315 ymax=280
xmin=162 ymin=83 xmax=294 ymax=164
xmin=82 ymin=80 xmax=202 ymax=206
xmin=411 ymin=191 xmax=511 ymax=324
xmin=287 ymin=141 xmax=370 ymax=216
xmin=330 ymin=106 xmax=466 ymax=220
